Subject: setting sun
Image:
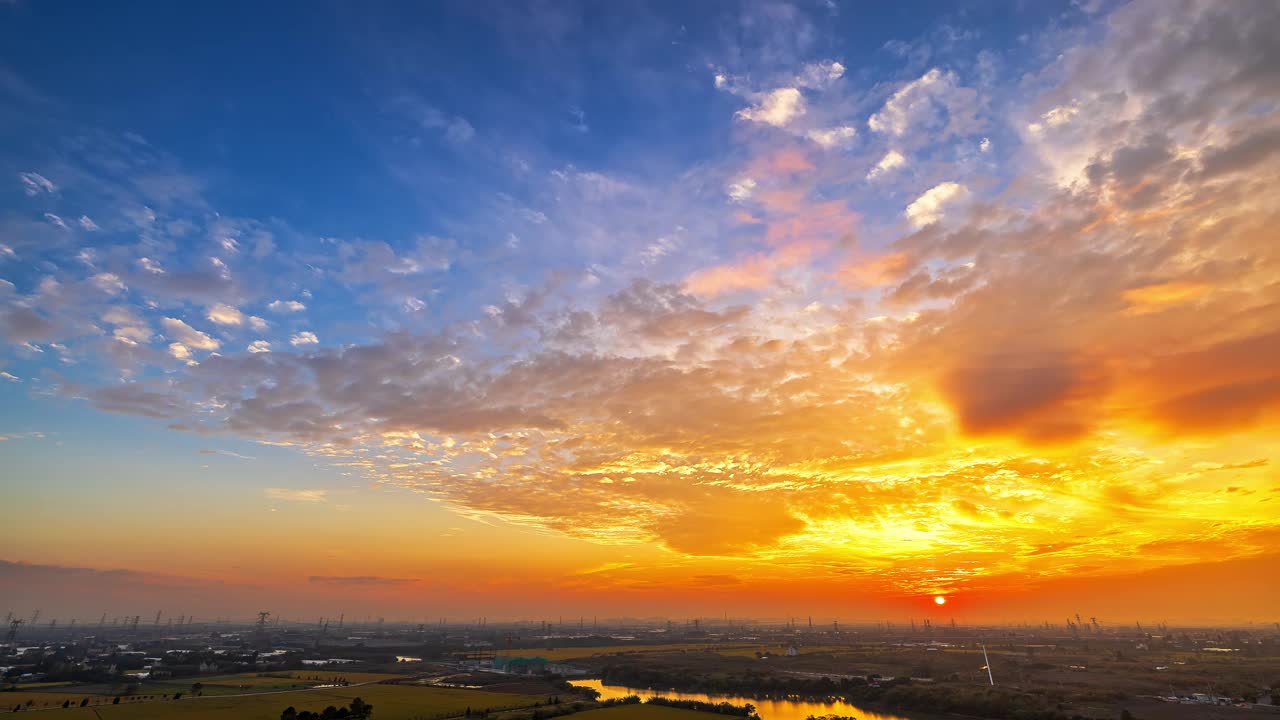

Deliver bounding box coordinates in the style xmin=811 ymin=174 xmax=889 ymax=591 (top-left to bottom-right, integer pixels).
xmin=934 ymin=596 xmax=947 ymax=606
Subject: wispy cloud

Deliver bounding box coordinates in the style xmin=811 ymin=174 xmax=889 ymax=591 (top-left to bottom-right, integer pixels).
xmin=264 ymin=488 xmax=327 ymax=503
xmin=19 ymin=171 xmax=55 ymax=195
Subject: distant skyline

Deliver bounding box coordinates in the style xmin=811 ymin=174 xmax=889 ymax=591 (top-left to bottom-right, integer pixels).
xmin=2 ymin=0 xmax=1278 ymax=624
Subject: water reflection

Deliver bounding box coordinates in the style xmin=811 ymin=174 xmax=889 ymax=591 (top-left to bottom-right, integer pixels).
xmin=571 ymin=679 xmax=915 ymax=720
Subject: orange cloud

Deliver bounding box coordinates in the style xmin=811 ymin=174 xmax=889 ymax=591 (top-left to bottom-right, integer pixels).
xmin=684 ymin=255 xmax=777 ymax=294
xmin=837 ymin=250 xmax=914 ymax=287
xmin=1121 ymin=280 xmax=1211 ymax=314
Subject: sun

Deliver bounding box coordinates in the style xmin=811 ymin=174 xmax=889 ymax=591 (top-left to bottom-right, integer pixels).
xmin=934 ymin=595 xmax=947 ymax=605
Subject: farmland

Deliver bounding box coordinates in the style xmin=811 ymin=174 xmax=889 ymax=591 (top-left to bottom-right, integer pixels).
xmin=513 ymin=644 xmax=853 ymax=662
xmin=2 ymin=676 xmax=548 ymax=719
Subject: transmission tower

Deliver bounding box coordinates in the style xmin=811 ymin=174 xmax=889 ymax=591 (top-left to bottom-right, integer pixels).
xmin=5 ymin=619 xmax=23 ymax=645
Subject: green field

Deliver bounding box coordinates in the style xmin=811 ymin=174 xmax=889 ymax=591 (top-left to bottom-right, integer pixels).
xmin=571 ymin=705 xmax=730 ymax=720
xmin=190 ymin=670 xmax=404 ymax=686
xmin=1 ymin=690 xmax=119 ymax=711
xmin=146 ymin=670 xmax=407 ymax=696
xmin=2 ymin=684 xmax=546 ymax=718
xmin=1 ymin=670 xmax=412 ymax=709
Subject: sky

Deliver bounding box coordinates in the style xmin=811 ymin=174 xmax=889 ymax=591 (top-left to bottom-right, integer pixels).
xmin=1 ymin=0 xmax=1278 ymax=626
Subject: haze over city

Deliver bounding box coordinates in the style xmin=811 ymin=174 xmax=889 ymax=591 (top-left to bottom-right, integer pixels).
xmin=2 ymin=0 xmax=1279 ymax=632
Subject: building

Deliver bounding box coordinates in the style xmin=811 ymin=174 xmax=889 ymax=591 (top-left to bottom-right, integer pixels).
xmin=493 ymin=656 xmax=549 ymax=674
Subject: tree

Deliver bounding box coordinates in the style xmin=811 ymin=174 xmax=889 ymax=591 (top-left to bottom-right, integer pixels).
xmin=80 ymin=698 xmax=90 ymax=707
xmin=350 ymin=697 xmax=373 ymax=718
xmin=281 ymin=707 xmax=299 ymax=720
xmin=112 ymin=697 xmax=121 ymax=705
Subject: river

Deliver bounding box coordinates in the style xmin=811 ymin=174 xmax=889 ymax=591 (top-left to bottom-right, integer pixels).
xmin=571 ymin=679 xmax=916 ymax=720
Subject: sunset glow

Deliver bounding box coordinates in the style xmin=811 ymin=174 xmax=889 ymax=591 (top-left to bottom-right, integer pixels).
xmin=1 ymin=0 xmax=1278 ymax=625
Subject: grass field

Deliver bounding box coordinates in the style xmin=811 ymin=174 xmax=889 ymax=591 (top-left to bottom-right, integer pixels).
xmin=190 ymin=670 xmax=405 ymax=686
xmin=144 ymin=670 xmax=408 ymax=696
xmin=1 ymin=670 xmax=414 ymax=709
xmin=3 ymin=684 xmax=547 ymax=719
xmin=1 ymin=691 xmax=119 ymax=711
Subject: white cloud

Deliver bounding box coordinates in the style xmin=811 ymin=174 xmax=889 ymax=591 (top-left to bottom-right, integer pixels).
xmin=101 ymin=307 xmax=137 ymax=325
xmin=90 ymin=272 xmax=126 ymax=295
xmin=414 ymin=104 xmax=476 ymax=144
xmin=979 ymin=137 xmax=992 ymax=152
xmin=446 ymin=118 xmax=475 ymax=143
xmin=44 ymin=213 xmax=69 ymax=229
xmin=138 ymin=257 xmax=165 ymax=274
xmin=867 ymin=150 xmax=907 ymax=180
xmin=247 ymin=340 xmax=272 ymax=353
xmin=1027 ymin=103 xmax=1080 ymax=135
xmin=640 ymin=237 xmax=678 ymax=265
xmin=0 ymin=243 xmax=14 ymax=259
xmin=0 ymin=371 xmax=20 ymax=382
xmin=19 ymin=172 xmax=55 ymax=196
xmin=168 ymin=342 xmax=193 ymax=361
xmin=112 ymin=326 xmax=151 ymax=344
xmin=248 ymin=315 xmax=268 ymax=331
xmin=521 ymin=208 xmax=548 ymax=224
xmin=905 ymin=181 xmax=968 ymax=227
xmin=78 ymin=215 xmax=99 ymax=231
xmin=219 ymin=236 xmax=239 ymax=252
xmin=206 ymin=303 xmax=244 ymax=326
xmin=103 ymin=306 xmax=152 ymax=344
xmin=267 ymin=299 xmax=305 ymax=313
xmin=265 ymin=487 xmax=327 ymax=503
xmin=290 ymin=331 xmax=318 ymax=346
xmin=737 ymin=87 xmax=805 ymax=127
xmin=805 ymin=125 xmax=857 ymax=148
xmin=161 ymin=317 xmax=220 ymax=351
xmin=796 ymin=60 xmax=846 ymax=89
xmin=726 ymin=177 xmax=757 ymax=203
xmin=124 ymin=206 xmax=156 ymax=225
xmin=867 ymin=68 xmax=974 ymax=137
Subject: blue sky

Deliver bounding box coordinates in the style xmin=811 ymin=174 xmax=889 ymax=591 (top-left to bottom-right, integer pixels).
xmin=4 ymin=0 xmax=1279 ymax=621
xmin=0 ymin=0 xmax=1080 ymax=420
